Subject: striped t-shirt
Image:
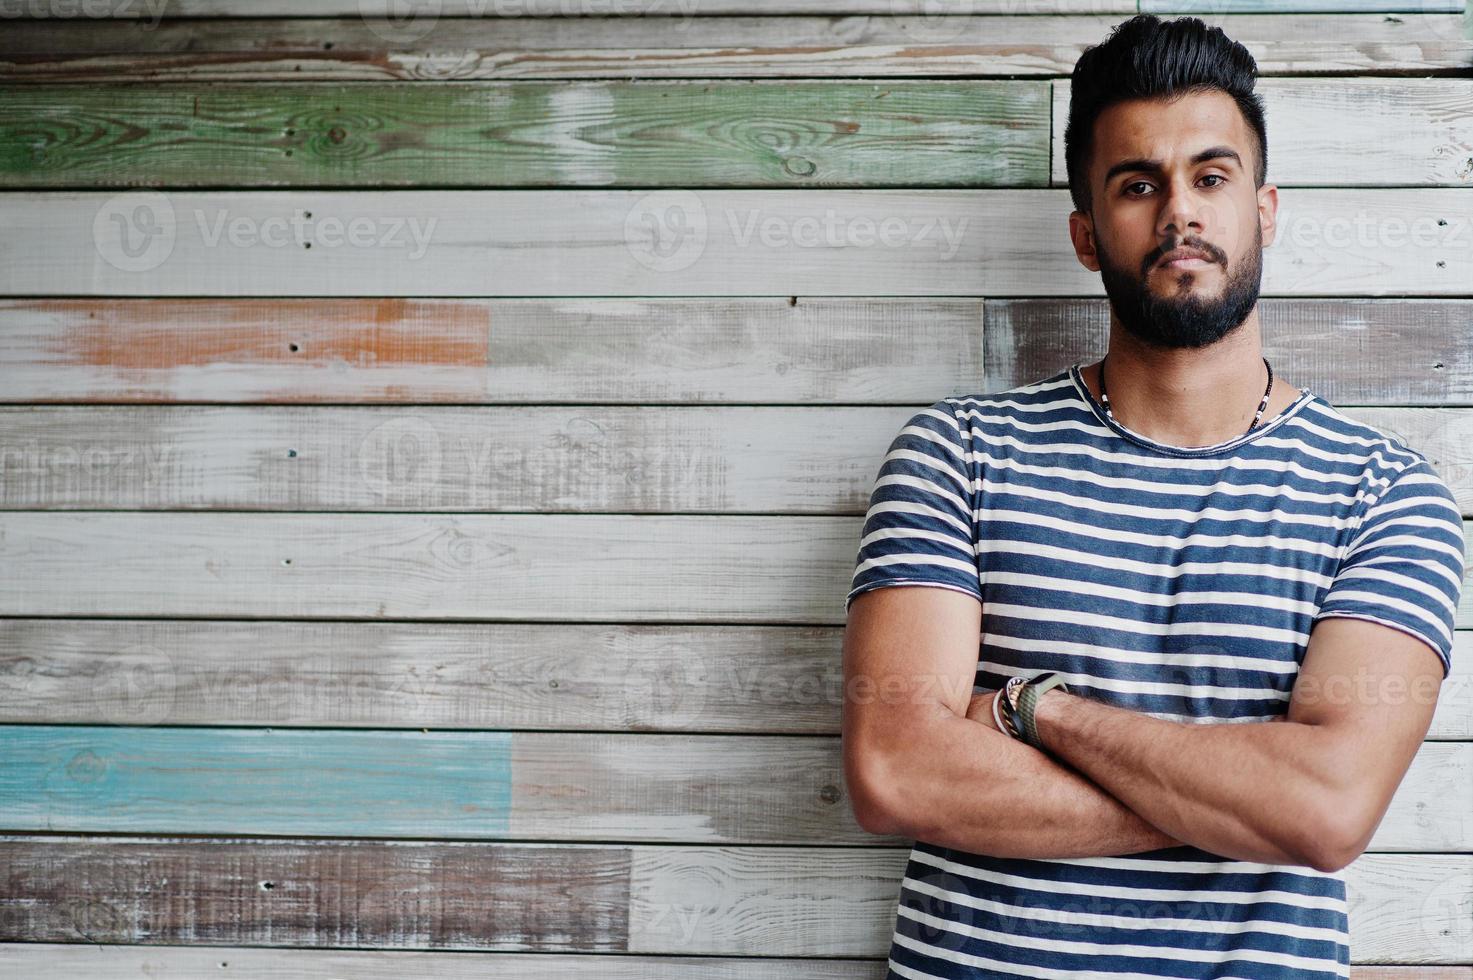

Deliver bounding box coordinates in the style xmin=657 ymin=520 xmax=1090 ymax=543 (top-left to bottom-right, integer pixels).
xmin=846 ymin=362 xmax=1468 ymax=980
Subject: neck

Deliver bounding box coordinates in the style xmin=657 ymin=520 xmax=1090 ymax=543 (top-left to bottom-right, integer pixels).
xmin=1086 ymin=316 xmax=1300 ymax=448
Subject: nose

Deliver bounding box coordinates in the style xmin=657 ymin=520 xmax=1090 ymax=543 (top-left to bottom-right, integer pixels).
xmin=1154 ymin=175 xmax=1216 ymax=247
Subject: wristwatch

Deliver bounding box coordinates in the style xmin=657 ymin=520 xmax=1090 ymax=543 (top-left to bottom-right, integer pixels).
xmin=991 ymin=675 xmax=1029 ymax=739
xmin=1017 ymin=671 xmax=1071 ymax=750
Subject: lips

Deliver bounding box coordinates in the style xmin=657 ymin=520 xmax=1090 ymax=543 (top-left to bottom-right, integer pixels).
xmin=1159 ymin=248 xmax=1214 ymax=268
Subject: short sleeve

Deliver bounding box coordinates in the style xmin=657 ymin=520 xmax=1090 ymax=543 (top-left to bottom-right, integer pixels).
xmin=1312 ymin=457 xmax=1468 ymax=679
xmin=845 ymin=399 xmax=982 ymax=614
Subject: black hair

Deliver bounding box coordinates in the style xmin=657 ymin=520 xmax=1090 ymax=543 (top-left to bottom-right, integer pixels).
xmin=1064 ymin=13 xmax=1267 ymax=216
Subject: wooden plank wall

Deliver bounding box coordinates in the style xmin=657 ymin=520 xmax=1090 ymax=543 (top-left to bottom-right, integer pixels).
xmin=0 ymin=2 xmax=1471 ymax=977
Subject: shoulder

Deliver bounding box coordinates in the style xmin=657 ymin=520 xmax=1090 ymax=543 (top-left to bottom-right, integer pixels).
xmin=1288 ymin=395 xmax=1445 ymax=495
xmin=942 ymin=366 xmax=1079 ymax=437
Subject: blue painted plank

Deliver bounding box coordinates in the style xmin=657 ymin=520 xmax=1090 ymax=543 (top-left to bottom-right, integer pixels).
xmin=0 ymin=724 xmax=512 ymax=836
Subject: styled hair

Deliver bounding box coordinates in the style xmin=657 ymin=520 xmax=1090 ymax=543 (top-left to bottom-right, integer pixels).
xmin=1064 ymin=13 xmax=1267 ymax=216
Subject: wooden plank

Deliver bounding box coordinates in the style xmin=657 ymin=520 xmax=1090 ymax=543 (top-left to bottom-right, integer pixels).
xmin=2 ymin=14 xmax=1468 ymax=82
xmin=6 ymin=297 xmax=1473 ymax=406
xmin=1147 ymin=0 xmax=1463 ymax=10
xmin=0 ymin=724 xmax=1463 ymax=849
xmin=0 ymin=837 xmax=1466 ymax=961
xmin=1050 ymin=78 xmax=1473 ymax=187
xmin=0 ymin=404 xmax=1470 ymax=514
xmin=0 ymin=297 xmax=986 ymax=405
xmin=0 ymin=0 xmax=1135 ymax=16
xmin=0 ymin=404 xmax=913 ymax=511
xmin=1 ymin=512 xmax=1471 ymax=625
xmin=3 ymin=189 xmax=1469 ymax=296
xmin=11 ymin=79 xmax=1473 ymax=190
xmin=6 ymin=79 xmax=1469 ymax=190
xmin=0 ymin=725 xmax=842 ymax=843
xmin=0 ymin=835 xmax=636 ymax=951
xmin=0 ymin=81 xmax=1049 ymax=188
xmin=3 ymin=620 xmax=1468 ymax=739
xmin=628 ymin=851 xmax=1473 ymax=962
xmin=0 ymin=512 xmax=854 ymax=621
xmin=982 ymin=297 xmax=1473 ymax=405
xmin=5 ymin=946 xmax=1470 ymax=980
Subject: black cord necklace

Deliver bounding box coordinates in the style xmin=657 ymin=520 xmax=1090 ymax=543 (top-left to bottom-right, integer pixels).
xmin=1098 ymin=354 xmax=1275 ymax=435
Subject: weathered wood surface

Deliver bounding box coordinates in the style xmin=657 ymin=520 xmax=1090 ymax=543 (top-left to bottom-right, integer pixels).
xmin=2 ymin=13 xmax=1467 ymax=81
xmin=980 ymin=297 xmax=1473 ymax=405
xmin=3 ymin=190 xmax=1469 ymax=296
xmin=0 ymin=297 xmax=986 ymax=404
xmin=0 ymin=404 xmax=1468 ymax=512
xmin=3 ymin=619 xmax=1468 ymax=739
xmin=0 ymin=81 xmax=1049 ymax=188
xmin=1 ymin=297 xmax=1468 ymax=405
xmin=3 ymin=945 xmax=1470 ymax=979
xmin=0 ymin=512 xmax=1470 ymax=624
xmin=0 ymin=838 xmax=1468 ymax=962
xmin=5 ymin=79 xmax=1471 ymax=188
xmin=0 ymin=725 xmax=1463 ymax=848
xmin=1050 ymin=78 xmax=1473 ymax=187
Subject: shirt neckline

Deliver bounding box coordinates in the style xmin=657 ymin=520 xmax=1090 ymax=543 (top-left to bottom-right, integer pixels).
xmin=1067 ymin=360 xmax=1316 ymax=458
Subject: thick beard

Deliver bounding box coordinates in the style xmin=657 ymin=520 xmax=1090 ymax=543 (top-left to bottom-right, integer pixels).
xmin=1095 ymin=223 xmax=1264 ymax=351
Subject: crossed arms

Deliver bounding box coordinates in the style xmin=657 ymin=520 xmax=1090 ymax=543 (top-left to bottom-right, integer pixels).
xmin=841 ymin=585 xmax=1445 ymax=873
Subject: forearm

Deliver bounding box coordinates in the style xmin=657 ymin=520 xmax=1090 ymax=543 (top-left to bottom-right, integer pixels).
xmin=1033 ymin=690 xmax=1335 ymax=868
xmin=883 ymin=709 xmax=1184 ymax=859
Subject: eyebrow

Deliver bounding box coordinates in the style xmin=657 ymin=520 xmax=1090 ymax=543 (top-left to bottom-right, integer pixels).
xmin=1102 ymin=146 xmax=1243 ymax=188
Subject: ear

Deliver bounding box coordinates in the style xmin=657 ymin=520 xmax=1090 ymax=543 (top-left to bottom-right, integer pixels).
xmin=1069 ymin=210 xmax=1101 ymax=272
xmin=1258 ymin=184 xmax=1279 ymax=249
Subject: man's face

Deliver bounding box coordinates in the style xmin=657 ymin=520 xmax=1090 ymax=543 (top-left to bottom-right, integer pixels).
xmin=1071 ymin=90 xmax=1277 ymax=351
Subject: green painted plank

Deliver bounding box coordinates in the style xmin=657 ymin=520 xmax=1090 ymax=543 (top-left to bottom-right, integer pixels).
xmin=0 ymin=81 xmax=1049 ymax=188
xmin=0 ymin=724 xmax=513 ymax=836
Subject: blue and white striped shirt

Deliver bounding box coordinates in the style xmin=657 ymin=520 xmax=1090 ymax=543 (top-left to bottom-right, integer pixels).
xmin=846 ymin=362 xmax=1467 ymax=979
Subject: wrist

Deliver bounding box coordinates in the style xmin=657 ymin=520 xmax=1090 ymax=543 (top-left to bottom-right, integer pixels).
xmin=1033 ymin=687 xmax=1070 ymax=739
xmin=1014 ymin=671 xmax=1072 ymax=750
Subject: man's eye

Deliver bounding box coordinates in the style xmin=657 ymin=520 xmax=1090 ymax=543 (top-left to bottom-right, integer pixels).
xmin=1125 ymin=175 xmax=1226 ymax=196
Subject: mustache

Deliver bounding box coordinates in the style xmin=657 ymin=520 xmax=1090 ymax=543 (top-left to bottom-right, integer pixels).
xmin=1147 ymin=239 xmax=1226 ymax=270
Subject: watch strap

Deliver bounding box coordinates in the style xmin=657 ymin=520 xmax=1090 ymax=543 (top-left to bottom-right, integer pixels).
xmin=1018 ymin=671 xmax=1070 ymax=749
xmin=999 ymin=676 xmax=1027 ymax=741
